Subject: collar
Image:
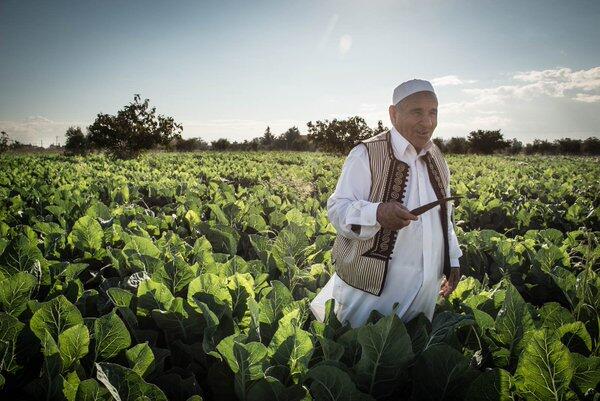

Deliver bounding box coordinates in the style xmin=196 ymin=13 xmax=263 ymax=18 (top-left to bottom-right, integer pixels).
xmin=390 ymin=126 xmax=433 ymax=159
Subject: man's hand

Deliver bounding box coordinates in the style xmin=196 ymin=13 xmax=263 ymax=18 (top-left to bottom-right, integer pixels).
xmin=439 ymin=268 xmax=461 ymax=298
xmin=376 ymin=201 xmax=418 ymax=230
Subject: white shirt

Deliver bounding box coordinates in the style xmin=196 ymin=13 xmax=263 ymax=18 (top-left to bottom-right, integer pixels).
xmin=309 ymin=127 xmax=463 ymax=328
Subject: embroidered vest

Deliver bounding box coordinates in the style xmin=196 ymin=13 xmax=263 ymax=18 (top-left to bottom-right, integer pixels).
xmin=331 ymin=130 xmax=452 ymax=296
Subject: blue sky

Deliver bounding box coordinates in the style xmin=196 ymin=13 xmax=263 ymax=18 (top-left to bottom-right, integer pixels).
xmin=1 ymin=0 xmax=599 ymax=146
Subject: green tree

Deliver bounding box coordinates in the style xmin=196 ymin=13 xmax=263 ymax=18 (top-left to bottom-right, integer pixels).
xmin=307 ymin=116 xmax=383 ymax=154
xmin=467 ymin=129 xmax=509 ymax=154
xmin=211 ymin=138 xmax=231 ymax=150
xmin=261 ymin=126 xmax=275 ymax=149
xmin=446 ymin=137 xmax=469 ymax=154
xmin=0 ymin=131 xmax=9 ymax=153
xmin=87 ymin=94 xmax=182 ymax=159
xmin=554 ymin=138 xmax=582 ymax=154
xmin=64 ymin=126 xmax=89 ymax=156
xmin=581 ymin=137 xmax=600 ymax=155
xmin=175 ymin=137 xmax=208 ymax=152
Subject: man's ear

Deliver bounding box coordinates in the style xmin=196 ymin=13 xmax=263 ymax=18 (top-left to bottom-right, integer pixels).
xmin=388 ymin=104 xmax=397 ymax=125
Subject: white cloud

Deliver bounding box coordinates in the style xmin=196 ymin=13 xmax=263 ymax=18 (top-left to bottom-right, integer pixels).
xmin=339 ymin=34 xmax=352 ymax=55
xmin=430 ymin=75 xmax=477 ymax=87
xmin=574 ymin=93 xmax=600 ymax=103
xmin=0 ymin=116 xmax=82 ymax=146
xmin=465 ymin=66 xmax=600 ymax=102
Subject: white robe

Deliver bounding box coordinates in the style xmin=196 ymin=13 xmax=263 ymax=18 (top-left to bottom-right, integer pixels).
xmin=310 ymin=127 xmax=463 ymax=328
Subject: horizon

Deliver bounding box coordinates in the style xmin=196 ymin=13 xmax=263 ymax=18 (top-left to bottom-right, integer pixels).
xmin=1 ymin=0 xmax=599 ymax=146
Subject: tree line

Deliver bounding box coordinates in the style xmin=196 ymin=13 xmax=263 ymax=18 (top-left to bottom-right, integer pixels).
xmin=1 ymin=94 xmax=599 ymax=157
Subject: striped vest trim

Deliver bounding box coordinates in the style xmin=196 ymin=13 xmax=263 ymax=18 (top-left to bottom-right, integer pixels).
xmin=331 ymin=130 xmax=451 ymax=296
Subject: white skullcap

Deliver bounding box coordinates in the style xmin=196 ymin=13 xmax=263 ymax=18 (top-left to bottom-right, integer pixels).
xmin=392 ymin=79 xmax=436 ymax=105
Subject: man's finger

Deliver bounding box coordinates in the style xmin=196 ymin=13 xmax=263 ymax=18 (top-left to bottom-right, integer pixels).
xmin=392 ymin=206 xmax=418 ymax=221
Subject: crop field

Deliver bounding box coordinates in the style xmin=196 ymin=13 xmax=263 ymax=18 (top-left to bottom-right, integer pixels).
xmin=0 ymin=152 xmax=599 ymax=401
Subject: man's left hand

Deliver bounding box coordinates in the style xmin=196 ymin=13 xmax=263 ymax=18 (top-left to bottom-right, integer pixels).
xmin=439 ymin=268 xmax=461 ymax=298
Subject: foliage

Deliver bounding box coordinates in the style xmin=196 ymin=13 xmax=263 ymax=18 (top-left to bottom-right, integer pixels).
xmin=467 ymin=129 xmax=510 ymax=154
xmin=86 ymin=94 xmax=183 ymax=159
xmin=306 ymin=116 xmax=387 ymax=154
xmin=64 ymin=126 xmax=89 ymax=156
xmin=0 ymin=152 xmax=598 ymax=400
xmin=175 ymin=137 xmax=209 ymax=152
xmin=0 ymin=131 xmax=9 ymax=153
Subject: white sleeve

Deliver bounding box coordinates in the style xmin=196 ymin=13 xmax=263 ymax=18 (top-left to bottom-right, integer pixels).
xmin=327 ymin=144 xmax=381 ymax=240
xmin=445 ymin=167 xmax=463 ymax=267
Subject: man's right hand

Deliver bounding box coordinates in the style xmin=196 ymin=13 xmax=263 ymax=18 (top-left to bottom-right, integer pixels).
xmin=376 ymin=201 xmax=418 ymax=230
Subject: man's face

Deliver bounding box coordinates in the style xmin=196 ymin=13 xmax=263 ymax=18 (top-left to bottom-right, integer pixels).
xmin=388 ymin=91 xmax=438 ymax=152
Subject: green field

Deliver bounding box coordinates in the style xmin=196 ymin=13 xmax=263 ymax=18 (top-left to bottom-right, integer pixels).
xmin=0 ymin=152 xmax=599 ymax=400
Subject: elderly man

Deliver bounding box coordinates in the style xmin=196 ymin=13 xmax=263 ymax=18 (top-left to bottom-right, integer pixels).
xmin=310 ymin=79 xmax=463 ymax=328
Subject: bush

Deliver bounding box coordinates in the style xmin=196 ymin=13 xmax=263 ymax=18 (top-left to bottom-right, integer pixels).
xmin=0 ymin=131 xmax=8 ymax=153
xmin=64 ymin=126 xmax=89 ymax=156
xmin=524 ymin=139 xmax=558 ymax=155
xmin=467 ymin=129 xmax=509 ymax=154
xmin=211 ymin=138 xmax=231 ymax=150
xmin=554 ymin=138 xmax=582 ymax=154
xmin=87 ymin=94 xmax=182 ymax=159
xmin=175 ymin=137 xmax=209 ymax=152
xmin=446 ymin=137 xmax=469 ymax=154
xmin=581 ymin=137 xmax=600 ymax=155
xmin=306 ymin=117 xmax=387 ymax=154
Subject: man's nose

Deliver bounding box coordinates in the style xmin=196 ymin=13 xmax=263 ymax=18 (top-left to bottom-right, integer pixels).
xmin=422 ymin=116 xmax=434 ymax=128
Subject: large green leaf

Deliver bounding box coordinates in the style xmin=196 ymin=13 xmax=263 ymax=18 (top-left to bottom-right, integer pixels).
xmin=306 ymin=365 xmax=373 ymax=401
xmin=125 ymin=342 xmax=155 ymax=378
xmin=570 ymin=353 xmax=600 ymax=396
xmin=187 ymin=273 xmax=232 ymax=316
xmin=152 ymin=255 xmax=194 ymax=296
xmin=217 ymin=336 xmax=268 ymax=400
xmin=514 ymin=329 xmax=573 ymax=401
xmin=68 ymin=216 xmax=104 ymax=253
xmin=355 ymin=313 xmax=413 ymax=398
xmin=555 ymin=321 xmax=592 ymax=354
xmin=0 ymin=312 xmax=25 ymax=374
xmin=30 ymin=295 xmax=83 ymax=342
xmin=258 ymin=280 xmax=294 ymax=327
xmin=75 ymin=378 xmax=110 ymax=401
xmin=464 ymin=369 xmax=513 ymax=401
xmin=151 ymin=297 xmax=203 ymax=343
xmin=493 ymin=283 xmax=534 ymax=364
xmin=59 ymin=323 xmax=90 ymax=370
xmin=227 ymin=273 xmax=255 ymax=319
xmin=411 ymin=344 xmax=475 ymax=401
xmin=95 ymin=362 xmax=167 ymax=401
xmin=94 ymin=311 xmax=131 ymax=361
xmin=0 ymin=271 xmax=37 ymax=316
xmin=268 ymin=313 xmax=314 ymax=383
xmin=136 ymin=279 xmax=174 ymax=317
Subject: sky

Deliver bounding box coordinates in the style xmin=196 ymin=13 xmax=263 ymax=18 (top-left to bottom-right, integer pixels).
xmin=1 ymin=0 xmax=599 ymax=146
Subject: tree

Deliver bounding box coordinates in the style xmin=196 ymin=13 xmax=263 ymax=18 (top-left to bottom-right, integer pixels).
xmin=261 ymin=126 xmax=275 ymax=149
xmin=86 ymin=94 xmax=182 ymax=159
xmin=554 ymin=138 xmax=582 ymax=154
xmin=0 ymin=131 xmax=9 ymax=153
xmin=581 ymin=137 xmax=600 ymax=155
xmin=446 ymin=137 xmax=469 ymax=154
xmin=211 ymin=138 xmax=231 ymax=150
xmin=174 ymin=137 xmax=208 ymax=152
xmin=524 ymin=139 xmax=558 ymax=155
xmin=307 ymin=116 xmax=382 ymax=154
xmin=467 ymin=129 xmax=509 ymax=154
xmin=432 ymin=137 xmax=447 ymax=152
xmin=278 ymin=126 xmax=301 ymax=150
xmin=505 ymin=138 xmax=523 ymax=155
xmin=64 ymin=126 xmax=89 ymax=156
